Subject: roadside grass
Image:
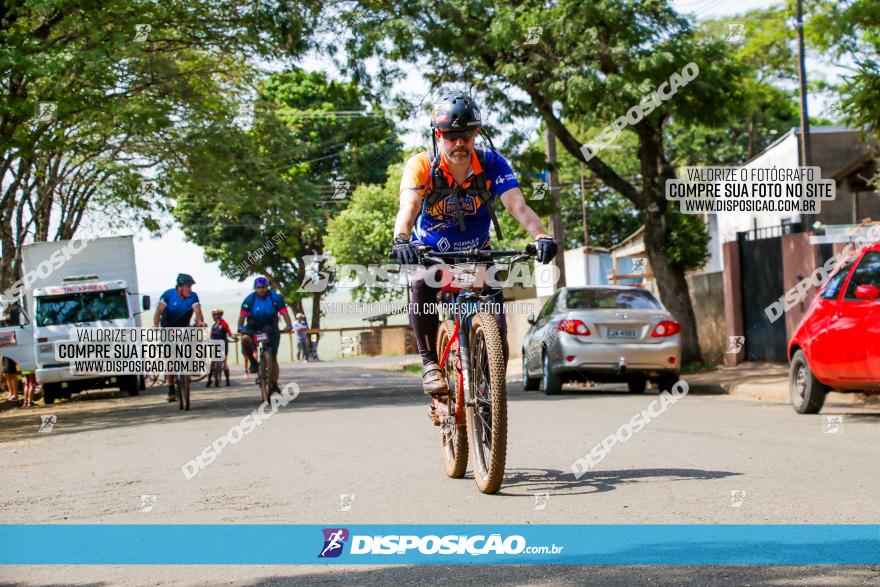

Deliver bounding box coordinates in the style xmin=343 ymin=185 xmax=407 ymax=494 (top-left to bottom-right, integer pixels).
xmin=681 ymin=359 xmax=718 ymax=375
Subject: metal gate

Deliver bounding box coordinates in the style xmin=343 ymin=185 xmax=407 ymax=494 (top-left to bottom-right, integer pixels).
xmin=737 ymin=224 xmax=802 ymax=362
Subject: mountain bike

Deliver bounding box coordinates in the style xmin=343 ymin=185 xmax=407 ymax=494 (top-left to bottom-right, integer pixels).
xmin=169 ymin=323 xmax=209 ymax=410
xmin=392 ymin=244 xmax=537 ymax=494
xmin=242 ymin=326 xmax=291 ymax=403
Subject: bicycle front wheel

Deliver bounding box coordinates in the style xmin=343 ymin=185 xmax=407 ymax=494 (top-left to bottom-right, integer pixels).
xmin=466 ymin=312 xmax=508 ymax=494
xmin=437 ymin=320 xmax=467 ymax=479
xmin=259 ymin=349 xmax=272 ymax=403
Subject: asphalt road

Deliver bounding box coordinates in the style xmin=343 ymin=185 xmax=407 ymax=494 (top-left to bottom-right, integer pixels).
xmin=2 ymin=361 xmax=880 ymax=585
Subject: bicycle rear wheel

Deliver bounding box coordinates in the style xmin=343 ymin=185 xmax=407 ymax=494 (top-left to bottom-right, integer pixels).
xmin=437 ymin=320 xmax=467 ymax=478
xmin=259 ymin=349 xmax=271 ymax=403
xmin=466 ymin=313 xmax=507 ymax=494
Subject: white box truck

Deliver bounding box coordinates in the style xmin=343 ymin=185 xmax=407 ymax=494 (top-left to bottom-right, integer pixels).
xmin=19 ymin=235 xmax=150 ymax=404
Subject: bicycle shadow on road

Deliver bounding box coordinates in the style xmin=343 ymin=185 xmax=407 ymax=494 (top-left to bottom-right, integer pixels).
xmin=494 ymin=467 xmax=739 ymax=497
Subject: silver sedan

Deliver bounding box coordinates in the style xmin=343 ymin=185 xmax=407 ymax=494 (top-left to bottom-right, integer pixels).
xmin=522 ymin=286 xmax=681 ymax=394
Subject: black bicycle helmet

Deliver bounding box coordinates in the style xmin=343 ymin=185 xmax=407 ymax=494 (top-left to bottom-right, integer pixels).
xmin=431 ymin=93 xmax=482 ymax=131
xmin=176 ymin=273 xmax=196 ymax=286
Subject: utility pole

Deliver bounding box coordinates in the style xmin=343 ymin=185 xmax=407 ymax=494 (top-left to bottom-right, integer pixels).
xmin=795 ymin=0 xmax=812 ymax=166
xmin=545 ymin=127 xmax=566 ymax=288
xmin=580 ymin=163 xmax=589 ymax=285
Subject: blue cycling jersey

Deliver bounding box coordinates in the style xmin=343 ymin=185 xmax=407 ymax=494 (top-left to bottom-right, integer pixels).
xmin=159 ymin=288 xmax=200 ymax=327
xmin=241 ymin=290 xmax=287 ymax=330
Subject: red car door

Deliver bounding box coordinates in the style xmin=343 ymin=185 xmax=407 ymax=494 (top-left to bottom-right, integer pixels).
xmin=805 ymin=261 xmax=854 ymax=382
xmin=838 ymin=250 xmax=880 ymax=382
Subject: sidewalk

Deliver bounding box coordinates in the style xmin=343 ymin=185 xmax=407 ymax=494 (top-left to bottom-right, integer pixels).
xmin=507 ymin=358 xmax=880 ymax=407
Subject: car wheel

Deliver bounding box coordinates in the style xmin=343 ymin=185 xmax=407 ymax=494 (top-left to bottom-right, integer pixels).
xmin=790 ymin=350 xmax=828 ymax=414
xmin=656 ymin=374 xmax=679 ymax=393
xmin=122 ymin=375 xmax=140 ymax=396
xmin=627 ymin=376 xmax=647 ymax=393
xmin=42 ymin=384 xmax=58 ymax=405
xmin=522 ymin=354 xmax=539 ymax=391
xmin=542 ymin=352 xmax=562 ymax=395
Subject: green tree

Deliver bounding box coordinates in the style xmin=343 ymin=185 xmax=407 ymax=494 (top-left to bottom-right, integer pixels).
xmin=168 ymin=68 xmax=402 ymax=328
xmin=812 ymin=0 xmax=880 ymax=138
xmin=325 ymin=163 xmax=404 ymax=302
xmin=344 ymin=0 xmax=752 ymax=362
xmin=0 ymin=0 xmax=322 ymax=288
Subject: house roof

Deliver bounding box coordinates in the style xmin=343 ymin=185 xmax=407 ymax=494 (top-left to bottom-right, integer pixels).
xmin=742 ymin=126 xmax=878 ymax=177
xmin=609 ymin=225 xmax=646 ymax=256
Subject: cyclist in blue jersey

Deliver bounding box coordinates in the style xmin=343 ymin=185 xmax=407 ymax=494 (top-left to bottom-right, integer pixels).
xmin=392 ymin=93 xmax=558 ymax=399
xmin=237 ymin=276 xmax=293 ymax=394
xmin=153 ymin=273 xmax=206 ymax=401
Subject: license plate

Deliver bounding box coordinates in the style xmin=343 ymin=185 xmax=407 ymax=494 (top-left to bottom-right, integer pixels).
xmin=607 ymin=328 xmax=637 ymax=338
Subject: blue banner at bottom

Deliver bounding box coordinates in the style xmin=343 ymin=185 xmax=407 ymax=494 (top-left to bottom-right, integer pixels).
xmin=1 ymin=525 xmax=877 ymax=565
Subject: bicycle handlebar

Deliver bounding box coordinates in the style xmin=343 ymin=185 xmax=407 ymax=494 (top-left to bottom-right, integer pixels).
xmin=388 ymin=244 xmax=537 ymax=265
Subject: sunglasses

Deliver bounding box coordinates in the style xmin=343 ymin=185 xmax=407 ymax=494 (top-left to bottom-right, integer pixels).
xmin=439 ymin=129 xmax=475 ymax=142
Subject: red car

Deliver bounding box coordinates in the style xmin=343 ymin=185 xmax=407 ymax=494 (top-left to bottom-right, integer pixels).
xmin=788 ymin=242 xmax=880 ymax=413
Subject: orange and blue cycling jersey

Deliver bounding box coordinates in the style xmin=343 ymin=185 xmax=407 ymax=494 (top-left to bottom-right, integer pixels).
xmin=400 ymin=149 xmax=519 ymax=252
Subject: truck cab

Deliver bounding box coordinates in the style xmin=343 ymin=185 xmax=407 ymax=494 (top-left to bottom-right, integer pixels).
xmin=32 ymin=280 xmax=150 ymax=403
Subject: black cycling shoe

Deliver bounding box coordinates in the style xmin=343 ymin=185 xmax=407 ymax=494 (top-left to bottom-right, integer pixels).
xmin=421 ymin=362 xmax=449 ymax=395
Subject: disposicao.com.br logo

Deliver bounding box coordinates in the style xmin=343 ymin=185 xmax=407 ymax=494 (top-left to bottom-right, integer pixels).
xmin=317 ymin=528 xmax=564 ymax=558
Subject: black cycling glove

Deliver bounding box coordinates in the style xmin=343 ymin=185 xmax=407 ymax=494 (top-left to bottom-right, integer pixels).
xmin=392 ymin=234 xmax=420 ymax=265
xmin=535 ymin=237 xmax=558 ymax=264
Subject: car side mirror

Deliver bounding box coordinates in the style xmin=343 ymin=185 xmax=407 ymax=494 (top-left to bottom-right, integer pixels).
xmin=527 ymin=313 xmax=536 ymax=325
xmin=855 ymin=284 xmax=880 ymax=301
xmin=142 ymin=295 xmax=151 ymax=311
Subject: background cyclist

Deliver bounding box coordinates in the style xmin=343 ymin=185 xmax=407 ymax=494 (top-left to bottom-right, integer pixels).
xmin=237 ymin=276 xmax=293 ymax=394
xmin=208 ymin=309 xmax=234 ymax=386
xmin=391 ymin=92 xmax=558 ymax=400
xmin=153 ymin=273 xmax=206 ymax=401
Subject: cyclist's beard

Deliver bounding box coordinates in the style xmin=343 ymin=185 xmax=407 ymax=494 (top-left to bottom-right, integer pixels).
xmin=446 ymin=145 xmax=470 ymax=164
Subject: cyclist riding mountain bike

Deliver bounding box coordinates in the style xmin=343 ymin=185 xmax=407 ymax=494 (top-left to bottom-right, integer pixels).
xmin=153 ymin=273 xmax=206 ymax=401
xmin=238 ymin=276 xmax=294 ymax=394
xmin=208 ymin=309 xmax=233 ymax=386
xmin=392 ymin=92 xmax=558 ymax=405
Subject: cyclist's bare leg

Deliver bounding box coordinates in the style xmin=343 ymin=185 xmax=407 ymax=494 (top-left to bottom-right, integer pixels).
xmin=241 ymin=334 xmax=255 ymax=373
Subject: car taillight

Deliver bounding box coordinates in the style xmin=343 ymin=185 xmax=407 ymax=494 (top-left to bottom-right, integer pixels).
xmin=557 ymin=319 xmax=590 ymax=336
xmin=651 ymin=320 xmax=680 ymax=337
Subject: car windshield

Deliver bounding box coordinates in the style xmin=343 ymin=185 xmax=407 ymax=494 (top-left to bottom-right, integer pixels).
xmin=36 ymin=290 xmax=129 ymax=326
xmin=565 ymin=289 xmax=661 ymax=310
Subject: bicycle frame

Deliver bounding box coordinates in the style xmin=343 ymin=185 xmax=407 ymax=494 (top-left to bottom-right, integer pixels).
xmin=438 ymin=288 xmax=497 ymax=426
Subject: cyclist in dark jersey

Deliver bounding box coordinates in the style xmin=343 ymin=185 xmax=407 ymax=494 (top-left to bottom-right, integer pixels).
xmin=237 ymin=276 xmax=293 ymax=393
xmin=208 ymin=309 xmax=233 ymax=386
xmin=153 ymin=273 xmax=206 ymax=401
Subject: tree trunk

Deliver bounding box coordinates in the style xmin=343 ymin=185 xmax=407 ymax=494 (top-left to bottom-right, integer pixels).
xmin=544 ymin=127 xmax=566 ymax=287
xmin=642 ymin=214 xmax=702 ymax=365
xmin=636 ymin=121 xmax=702 ymax=365
xmin=0 ymin=226 xmax=15 ymax=292
xmin=309 ymin=290 xmax=322 ymax=354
